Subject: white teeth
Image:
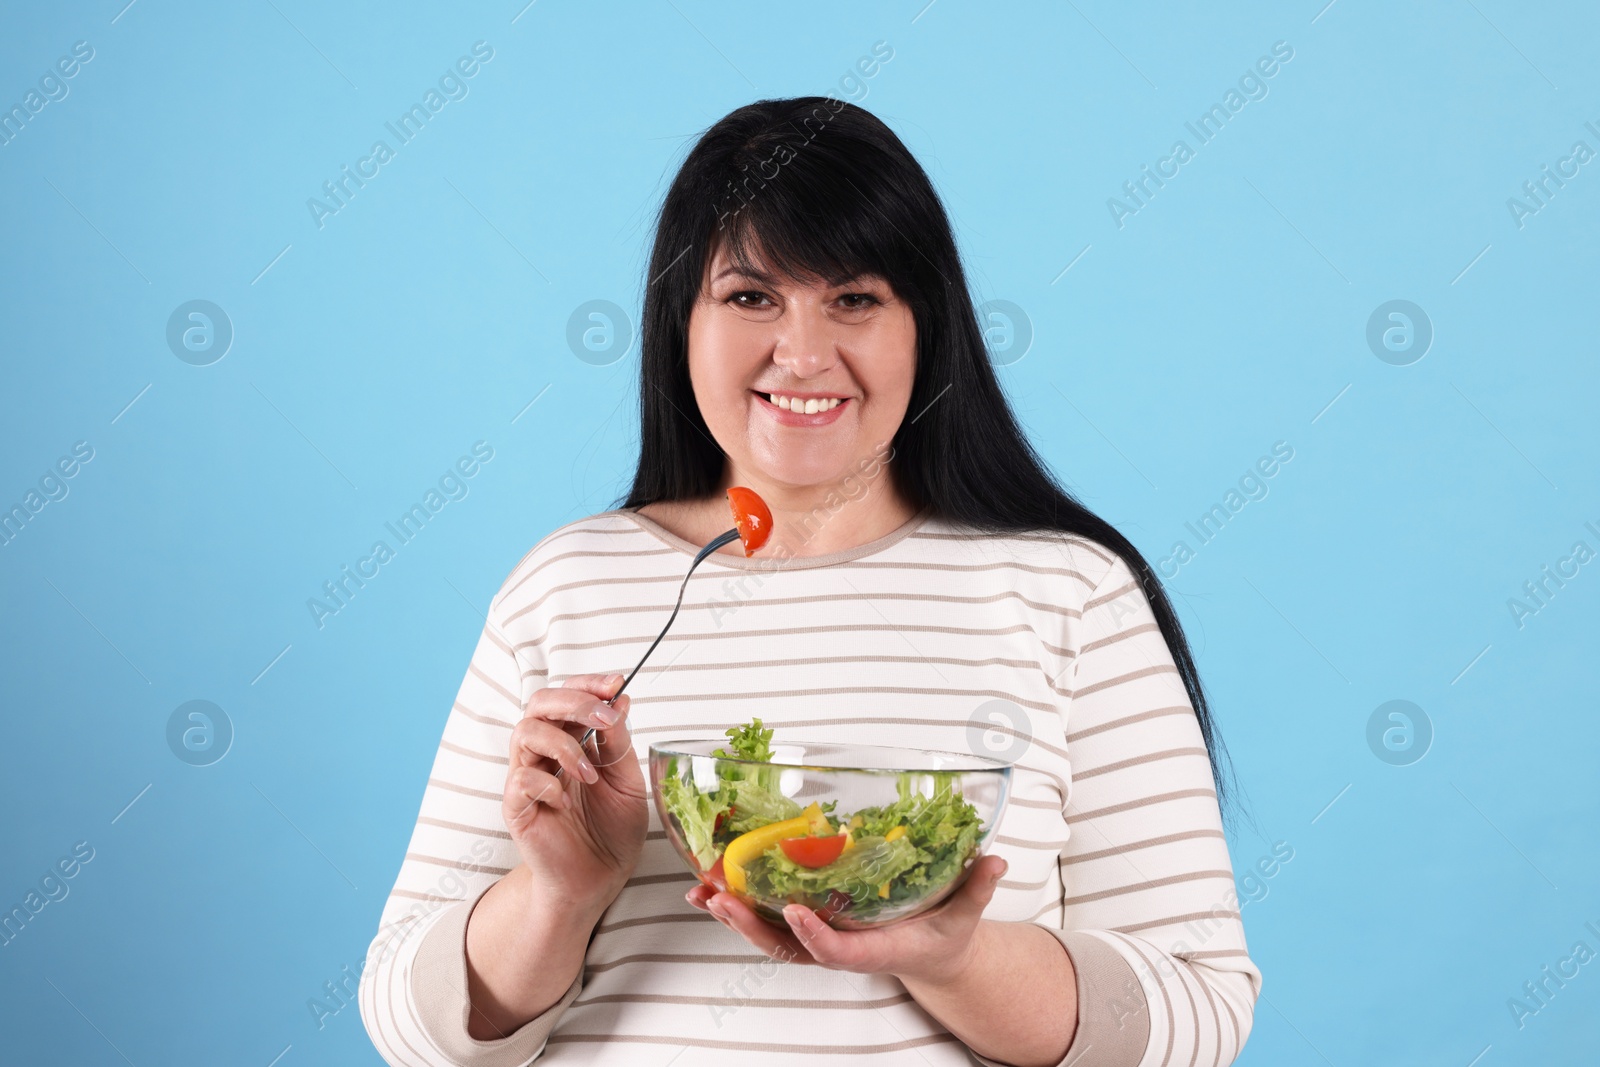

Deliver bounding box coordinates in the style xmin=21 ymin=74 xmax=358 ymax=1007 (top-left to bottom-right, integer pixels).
xmin=767 ymin=394 xmax=841 ymax=413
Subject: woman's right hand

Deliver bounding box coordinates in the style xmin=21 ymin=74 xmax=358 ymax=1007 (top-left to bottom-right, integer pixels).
xmin=503 ymin=673 xmax=649 ymax=912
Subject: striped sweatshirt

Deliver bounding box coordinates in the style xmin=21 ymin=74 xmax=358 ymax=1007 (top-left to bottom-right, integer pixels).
xmin=359 ymin=504 xmax=1262 ymax=1066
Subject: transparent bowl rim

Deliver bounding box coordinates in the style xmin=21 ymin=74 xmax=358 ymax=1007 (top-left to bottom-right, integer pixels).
xmin=648 ymin=737 xmax=1015 ymax=776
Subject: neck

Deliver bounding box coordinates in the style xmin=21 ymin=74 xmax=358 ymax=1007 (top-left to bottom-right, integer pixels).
xmin=714 ymin=467 xmax=919 ymax=560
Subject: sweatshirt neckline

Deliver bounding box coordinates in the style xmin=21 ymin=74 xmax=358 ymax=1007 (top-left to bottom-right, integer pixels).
xmin=615 ymin=502 xmax=937 ymax=571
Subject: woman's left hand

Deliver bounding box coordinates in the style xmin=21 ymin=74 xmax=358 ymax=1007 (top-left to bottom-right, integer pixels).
xmin=684 ymin=855 xmax=1008 ymax=985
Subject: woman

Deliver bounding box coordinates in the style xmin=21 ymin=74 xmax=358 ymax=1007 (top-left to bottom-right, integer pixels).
xmin=360 ymin=97 xmax=1261 ymax=1066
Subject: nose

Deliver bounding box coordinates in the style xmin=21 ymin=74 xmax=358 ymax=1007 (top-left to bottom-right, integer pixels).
xmin=771 ymin=304 xmax=840 ymax=380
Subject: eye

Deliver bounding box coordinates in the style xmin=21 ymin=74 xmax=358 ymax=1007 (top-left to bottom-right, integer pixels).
xmin=730 ymin=290 xmax=772 ymax=308
xmin=839 ymin=292 xmax=880 ymax=309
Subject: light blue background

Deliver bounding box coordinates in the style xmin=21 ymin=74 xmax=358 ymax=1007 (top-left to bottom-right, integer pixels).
xmin=2 ymin=1 xmax=1596 ymax=1064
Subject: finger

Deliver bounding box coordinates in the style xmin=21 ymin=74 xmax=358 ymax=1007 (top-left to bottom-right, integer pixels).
xmin=931 ymin=855 xmax=1007 ymax=926
xmin=524 ymin=675 xmax=628 ymax=730
xmin=685 ymin=885 xmax=713 ymax=911
xmin=710 ymin=893 xmax=811 ymax=963
xmin=781 ymin=904 xmax=853 ymax=965
xmin=510 ymin=717 xmax=598 ymax=784
xmin=503 ymin=765 xmax=570 ymax=822
xmin=589 ymin=693 xmax=636 ymax=774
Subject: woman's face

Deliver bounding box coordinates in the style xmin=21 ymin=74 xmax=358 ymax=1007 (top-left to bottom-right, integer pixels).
xmin=686 ymin=241 xmax=917 ymax=497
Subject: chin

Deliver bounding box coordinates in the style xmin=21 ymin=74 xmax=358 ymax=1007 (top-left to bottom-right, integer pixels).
xmin=750 ymin=451 xmax=852 ymax=492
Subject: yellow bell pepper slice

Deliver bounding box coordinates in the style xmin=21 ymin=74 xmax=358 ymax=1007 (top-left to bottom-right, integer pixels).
xmin=723 ymin=801 xmax=830 ymax=893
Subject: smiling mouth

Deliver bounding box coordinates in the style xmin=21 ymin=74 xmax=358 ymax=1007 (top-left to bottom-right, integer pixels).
xmin=751 ymin=390 xmax=850 ymax=415
xmin=750 ymin=390 xmax=852 ymax=425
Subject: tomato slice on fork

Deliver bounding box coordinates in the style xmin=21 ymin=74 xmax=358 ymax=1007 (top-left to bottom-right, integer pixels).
xmin=726 ymin=487 xmax=773 ymax=556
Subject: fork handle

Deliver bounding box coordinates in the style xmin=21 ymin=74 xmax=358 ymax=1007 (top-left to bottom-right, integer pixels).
xmin=553 ymin=526 xmax=742 ymax=778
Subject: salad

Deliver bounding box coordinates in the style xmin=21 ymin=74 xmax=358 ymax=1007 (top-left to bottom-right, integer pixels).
xmin=658 ymin=718 xmax=986 ymax=922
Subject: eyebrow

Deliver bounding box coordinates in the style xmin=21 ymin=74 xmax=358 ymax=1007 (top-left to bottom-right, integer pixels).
xmin=711 ymin=266 xmax=877 ymax=287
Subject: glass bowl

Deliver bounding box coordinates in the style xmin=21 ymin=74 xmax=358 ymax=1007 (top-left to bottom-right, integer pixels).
xmin=649 ymin=737 xmax=1011 ymax=930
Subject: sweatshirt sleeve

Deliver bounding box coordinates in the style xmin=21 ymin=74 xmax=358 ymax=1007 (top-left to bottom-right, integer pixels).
xmin=358 ymin=569 xmax=583 ymax=1066
xmin=979 ymin=547 xmax=1263 ymax=1067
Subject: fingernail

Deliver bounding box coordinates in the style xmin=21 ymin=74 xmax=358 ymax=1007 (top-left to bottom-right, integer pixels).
xmin=579 ymin=758 xmax=598 ymax=784
xmin=594 ymin=707 xmax=619 ymax=727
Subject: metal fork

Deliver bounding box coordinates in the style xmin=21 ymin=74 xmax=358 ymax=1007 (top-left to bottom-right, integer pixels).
xmin=554 ymin=525 xmax=742 ymax=777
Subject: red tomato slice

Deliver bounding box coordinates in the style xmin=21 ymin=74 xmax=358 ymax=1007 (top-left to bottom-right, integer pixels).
xmin=726 ymin=487 xmax=773 ymax=556
xmin=778 ymin=833 xmax=847 ymax=869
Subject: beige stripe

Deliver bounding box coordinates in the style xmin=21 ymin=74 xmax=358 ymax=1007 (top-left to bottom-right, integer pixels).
xmin=514 ymin=588 xmax=1086 ymax=630
xmin=571 ymin=990 xmax=915 ymax=1010
xmin=587 ymin=651 xmax=1048 ymax=677
xmin=1071 ymin=746 xmax=1209 ymax=781
xmin=623 ymin=872 xmax=697 ymax=888
xmin=390 ymin=889 xmax=464 ymax=904
xmin=510 ymin=558 xmax=1097 ymax=619
xmin=907 ymin=529 xmax=1114 ymax=565
xmin=450 ymin=700 xmax=514 ymax=730
xmin=631 ymin=692 xmax=1064 ymax=727
xmin=494 ymin=516 xmax=644 ymax=604
xmin=1081 ymin=622 xmax=1160 ymax=655
xmin=468 ymin=661 xmax=520 ymax=709
xmin=1069 ymin=663 xmax=1181 ymax=700
xmin=1066 ymin=788 xmax=1216 ymax=824
xmin=584 ymin=950 xmax=777 ymax=973
xmin=1178 ymin=949 xmax=1250 ymax=960
xmin=1188 ymin=956 xmax=1226 ymax=1067
xmin=361 ymin=919 xmax=402 ymax=1065
xmin=538 ymin=621 xmax=1074 ymax=661
xmin=544 ymin=1032 xmax=960 ymax=1054
xmin=404 ymin=852 xmax=512 ymax=876
xmin=426 ymin=777 xmax=502 ymax=802
xmin=1172 ymin=947 xmax=1204 ymax=1067
xmin=499 ymin=543 xmax=678 ymax=602
xmin=385 ymin=913 xmax=436 ymax=1067
xmin=508 ymin=571 xmax=710 ymax=618
xmin=1084 ymin=580 xmax=1138 ymax=612
xmin=1025 ymin=898 xmax=1061 ymax=923
xmin=417 ymin=815 xmax=510 ymax=839
xmin=995 ymin=835 xmax=1071 ymax=851
xmin=1062 ymin=870 xmax=1235 ymax=907
xmin=1216 ymin=971 xmax=1242 ymax=1053
xmin=484 ymin=624 xmax=547 ymax=682
xmin=1010 ymin=796 xmax=1062 ymax=810
xmin=997 ymin=873 xmax=1055 ymax=892
xmin=1062 ymin=828 xmax=1225 ymax=865
xmin=594 ymin=911 xmax=703 ymax=935
xmin=441 ymin=739 xmax=509 ymax=765
xmin=840 ymin=558 xmax=1095 ymax=586
xmin=1066 ymin=704 xmax=1191 ymax=742
xmin=1114 ymin=909 xmax=1241 ymax=935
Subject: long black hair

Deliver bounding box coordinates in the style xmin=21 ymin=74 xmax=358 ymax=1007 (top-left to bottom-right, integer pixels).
xmin=616 ymin=96 xmax=1246 ymax=830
